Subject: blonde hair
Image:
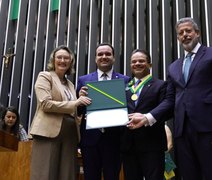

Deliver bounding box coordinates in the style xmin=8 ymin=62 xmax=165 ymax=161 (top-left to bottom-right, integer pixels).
xmin=47 ymin=45 xmax=75 ymax=75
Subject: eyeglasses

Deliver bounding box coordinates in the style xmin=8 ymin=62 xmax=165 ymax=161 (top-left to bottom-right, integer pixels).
xmin=55 ymin=55 xmax=71 ymax=61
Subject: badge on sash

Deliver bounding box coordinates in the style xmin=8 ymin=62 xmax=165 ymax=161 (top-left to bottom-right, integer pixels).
xmin=131 ymin=94 xmax=138 ymax=101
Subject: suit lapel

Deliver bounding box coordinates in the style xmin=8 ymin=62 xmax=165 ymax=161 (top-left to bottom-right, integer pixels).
xmin=174 ymin=58 xmax=185 ymax=85
xmin=91 ymin=71 xmax=98 ymax=81
xmin=50 ymin=71 xmax=66 ymax=100
xmin=179 ymin=59 xmax=185 ymax=83
xmin=127 ymin=78 xmax=153 ymax=108
xmin=126 ymin=89 xmax=135 ymax=108
xmin=136 ymin=79 xmax=153 ymax=105
xmin=67 ymin=81 xmax=77 ymax=100
xmin=112 ymin=71 xmax=119 ymax=79
xmin=187 ymin=45 xmax=205 ymax=83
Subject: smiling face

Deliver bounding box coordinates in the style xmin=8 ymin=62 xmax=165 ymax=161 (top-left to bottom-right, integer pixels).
xmin=95 ymin=45 xmax=115 ymax=72
xmin=176 ymin=21 xmax=200 ymax=52
xmin=54 ymin=49 xmax=72 ymax=77
xmin=4 ymin=111 xmax=17 ymax=128
xmin=130 ymin=51 xmax=151 ymax=79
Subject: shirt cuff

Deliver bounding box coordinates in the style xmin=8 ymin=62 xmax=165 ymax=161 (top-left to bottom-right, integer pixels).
xmin=144 ymin=113 xmax=157 ymax=126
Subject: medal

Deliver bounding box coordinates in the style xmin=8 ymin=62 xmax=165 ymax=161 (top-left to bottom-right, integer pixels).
xmin=129 ymin=75 xmax=152 ymax=102
xmin=131 ymin=94 xmax=138 ymax=101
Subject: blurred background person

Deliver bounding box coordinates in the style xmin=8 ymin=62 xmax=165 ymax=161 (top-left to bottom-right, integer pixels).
xmin=0 ymin=106 xmax=28 ymax=141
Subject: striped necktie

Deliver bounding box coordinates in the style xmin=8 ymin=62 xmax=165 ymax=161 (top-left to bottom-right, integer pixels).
xmin=134 ymin=79 xmax=141 ymax=106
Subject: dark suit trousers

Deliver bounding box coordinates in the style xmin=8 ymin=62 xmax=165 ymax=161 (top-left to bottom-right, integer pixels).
xmin=175 ymin=116 xmax=212 ymax=180
xmin=122 ymin=148 xmax=164 ymax=180
xmin=80 ymin=132 xmax=121 ymax=180
xmin=30 ymin=117 xmax=78 ymax=180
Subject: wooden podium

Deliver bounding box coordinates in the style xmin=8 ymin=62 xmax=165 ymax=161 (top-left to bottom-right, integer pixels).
xmin=0 ymin=131 xmax=32 ymax=180
xmin=0 ymin=130 xmax=19 ymax=151
xmin=0 ymin=141 xmax=32 ymax=180
xmin=0 ymin=133 xmax=124 ymax=180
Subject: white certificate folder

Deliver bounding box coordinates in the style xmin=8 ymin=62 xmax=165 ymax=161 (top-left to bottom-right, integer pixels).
xmin=85 ymin=79 xmax=129 ymax=129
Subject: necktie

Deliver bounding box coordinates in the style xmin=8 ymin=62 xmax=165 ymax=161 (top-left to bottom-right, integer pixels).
xmin=100 ymin=73 xmax=107 ymax=133
xmin=183 ymin=53 xmax=193 ymax=82
xmin=134 ymin=79 xmax=141 ymax=106
xmin=102 ymin=73 xmax=107 ymax=80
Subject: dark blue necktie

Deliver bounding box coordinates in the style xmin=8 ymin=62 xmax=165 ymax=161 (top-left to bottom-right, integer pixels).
xmin=102 ymin=73 xmax=107 ymax=80
xmin=183 ymin=53 xmax=193 ymax=82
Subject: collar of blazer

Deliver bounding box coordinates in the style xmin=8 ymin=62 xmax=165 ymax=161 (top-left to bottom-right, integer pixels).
xmin=49 ymin=71 xmax=76 ymax=101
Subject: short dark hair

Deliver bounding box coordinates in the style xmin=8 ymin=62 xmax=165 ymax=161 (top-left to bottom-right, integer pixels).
xmin=95 ymin=43 xmax=115 ymax=56
xmin=47 ymin=45 xmax=75 ymax=75
xmin=131 ymin=49 xmax=151 ymax=64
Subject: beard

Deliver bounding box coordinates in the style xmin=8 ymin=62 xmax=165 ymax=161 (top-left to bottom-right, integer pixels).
xmin=182 ymin=38 xmax=199 ymax=52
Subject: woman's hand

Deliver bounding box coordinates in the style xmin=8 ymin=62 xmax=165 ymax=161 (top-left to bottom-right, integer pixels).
xmin=79 ymin=86 xmax=88 ymax=96
xmin=76 ymin=96 xmax=91 ymax=107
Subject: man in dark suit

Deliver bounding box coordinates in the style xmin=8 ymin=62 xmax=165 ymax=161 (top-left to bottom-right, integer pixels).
xmin=77 ymin=43 xmax=129 ymax=180
xmin=121 ymin=49 xmax=167 ymax=180
xmin=128 ymin=17 xmax=212 ymax=180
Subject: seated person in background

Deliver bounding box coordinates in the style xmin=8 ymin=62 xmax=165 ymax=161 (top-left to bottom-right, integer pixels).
xmin=0 ymin=106 xmax=28 ymax=141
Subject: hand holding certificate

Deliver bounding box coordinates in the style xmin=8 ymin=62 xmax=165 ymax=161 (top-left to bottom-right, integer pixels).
xmin=85 ymin=79 xmax=129 ymax=129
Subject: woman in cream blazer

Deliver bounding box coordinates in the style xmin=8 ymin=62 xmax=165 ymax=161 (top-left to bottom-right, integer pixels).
xmin=30 ymin=45 xmax=91 ymax=180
